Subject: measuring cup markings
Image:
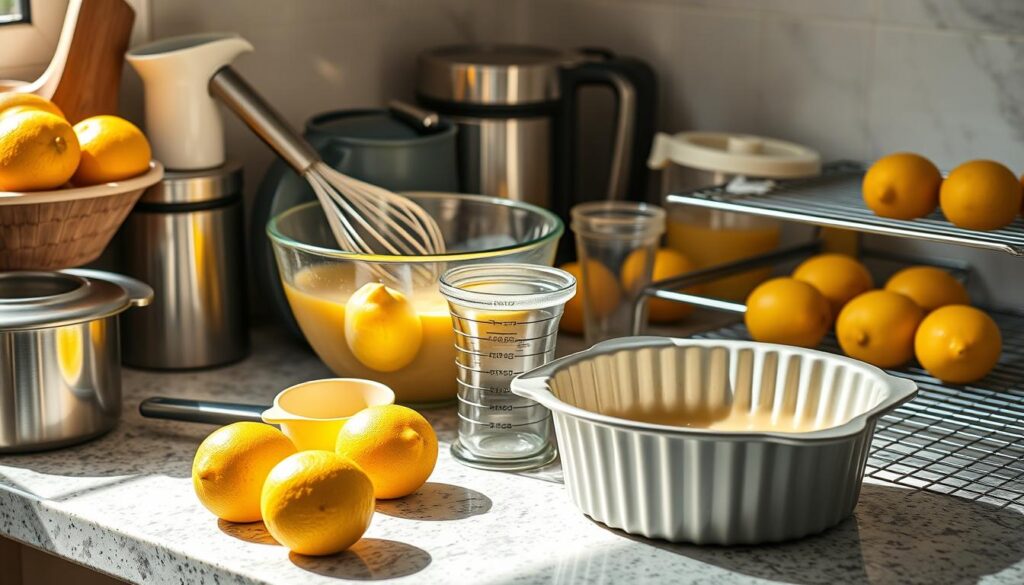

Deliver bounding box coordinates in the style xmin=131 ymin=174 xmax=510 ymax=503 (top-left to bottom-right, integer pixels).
xmin=456 ymin=411 xmax=552 ymax=429
xmin=452 ymin=328 xmax=556 ymax=345
xmin=439 ymin=263 xmax=576 ymax=469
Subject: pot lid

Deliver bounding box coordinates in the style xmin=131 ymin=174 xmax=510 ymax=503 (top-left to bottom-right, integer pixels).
xmin=647 ymin=131 xmax=821 ymax=179
xmin=0 ymin=270 xmax=153 ymax=330
xmin=417 ymin=45 xmax=574 ymax=106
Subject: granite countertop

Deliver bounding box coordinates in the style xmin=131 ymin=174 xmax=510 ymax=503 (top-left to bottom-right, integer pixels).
xmin=2 ymin=326 xmax=1024 ymax=585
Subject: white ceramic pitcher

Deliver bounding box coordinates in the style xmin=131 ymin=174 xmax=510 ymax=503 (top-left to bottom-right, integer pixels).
xmin=127 ymin=33 xmax=253 ymax=170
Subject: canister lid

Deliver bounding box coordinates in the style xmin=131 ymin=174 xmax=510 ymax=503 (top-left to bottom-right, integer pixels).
xmin=139 ymin=160 xmax=243 ymax=205
xmin=417 ymin=45 xmax=573 ymax=106
xmin=647 ymin=132 xmax=821 ymax=179
xmin=0 ymin=271 xmax=152 ymax=330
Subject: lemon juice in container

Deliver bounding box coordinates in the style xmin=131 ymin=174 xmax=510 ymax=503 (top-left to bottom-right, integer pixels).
xmin=647 ymin=132 xmax=821 ymax=301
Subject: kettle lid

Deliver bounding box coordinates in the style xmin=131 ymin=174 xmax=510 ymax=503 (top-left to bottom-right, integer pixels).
xmin=417 ymin=45 xmax=572 ymax=106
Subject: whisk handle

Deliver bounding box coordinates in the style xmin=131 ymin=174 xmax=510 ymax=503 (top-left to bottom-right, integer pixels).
xmin=209 ymin=66 xmax=321 ymax=173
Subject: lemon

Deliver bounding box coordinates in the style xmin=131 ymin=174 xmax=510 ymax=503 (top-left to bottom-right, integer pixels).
xmin=621 ymin=248 xmax=699 ymax=323
xmin=792 ymin=253 xmax=874 ymax=318
xmin=0 ymin=94 xmax=65 ymax=119
xmin=0 ymin=109 xmax=80 ymax=191
xmin=884 ymin=266 xmax=969 ymax=312
xmin=862 ymin=153 xmax=942 ymax=219
xmin=745 ymin=277 xmax=831 ymax=348
xmin=72 ymin=115 xmax=152 ymax=186
xmin=336 ymin=405 xmax=437 ymax=499
xmin=940 ymin=160 xmax=1021 ymax=230
xmin=344 ymin=282 xmax=423 ymax=372
xmin=558 ymin=261 xmax=621 ymax=334
xmin=192 ymin=422 xmax=297 ymax=523
xmin=915 ymin=305 xmax=1001 ymax=383
xmin=261 ymin=451 xmax=375 ymax=556
xmin=836 ymin=290 xmax=924 ymax=368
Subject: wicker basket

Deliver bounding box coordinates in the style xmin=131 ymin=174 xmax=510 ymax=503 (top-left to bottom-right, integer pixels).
xmin=0 ymin=162 xmax=164 ymax=270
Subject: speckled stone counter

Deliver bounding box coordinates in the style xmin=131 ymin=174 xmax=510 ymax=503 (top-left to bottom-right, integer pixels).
xmin=2 ymin=327 xmax=1023 ymax=584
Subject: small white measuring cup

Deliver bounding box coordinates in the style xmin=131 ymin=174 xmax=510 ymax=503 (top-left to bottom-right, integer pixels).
xmin=139 ymin=378 xmax=395 ymax=451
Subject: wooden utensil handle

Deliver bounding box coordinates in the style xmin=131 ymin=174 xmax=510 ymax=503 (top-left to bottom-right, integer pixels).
xmin=48 ymin=0 xmax=136 ymax=122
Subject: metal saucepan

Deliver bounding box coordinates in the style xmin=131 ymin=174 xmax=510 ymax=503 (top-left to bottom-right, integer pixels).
xmin=0 ymin=269 xmax=153 ymax=453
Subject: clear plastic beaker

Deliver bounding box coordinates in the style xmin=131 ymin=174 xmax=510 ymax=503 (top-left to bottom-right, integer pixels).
xmin=571 ymin=201 xmax=666 ymax=344
xmin=439 ymin=263 xmax=576 ymax=471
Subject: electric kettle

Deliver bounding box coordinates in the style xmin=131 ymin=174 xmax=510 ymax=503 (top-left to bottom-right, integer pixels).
xmin=416 ymin=45 xmax=657 ymax=252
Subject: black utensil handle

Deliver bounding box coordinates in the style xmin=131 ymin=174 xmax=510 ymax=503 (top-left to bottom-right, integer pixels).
xmin=139 ymin=397 xmax=266 ymax=425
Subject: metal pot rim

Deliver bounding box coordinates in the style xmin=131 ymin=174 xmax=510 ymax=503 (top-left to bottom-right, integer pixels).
xmin=0 ymin=270 xmax=152 ymax=331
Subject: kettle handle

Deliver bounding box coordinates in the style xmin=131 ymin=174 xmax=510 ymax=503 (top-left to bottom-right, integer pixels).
xmin=554 ymin=50 xmax=657 ymax=243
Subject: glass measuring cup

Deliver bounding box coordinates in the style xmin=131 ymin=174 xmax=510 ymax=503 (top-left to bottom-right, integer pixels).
xmin=439 ymin=263 xmax=576 ymax=471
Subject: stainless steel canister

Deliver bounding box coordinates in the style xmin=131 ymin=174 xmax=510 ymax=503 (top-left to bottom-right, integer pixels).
xmin=416 ymin=45 xmax=657 ymax=257
xmin=0 ymin=270 xmax=152 ymax=452
xmin=119 ymin=162 xmax=249 ymax=369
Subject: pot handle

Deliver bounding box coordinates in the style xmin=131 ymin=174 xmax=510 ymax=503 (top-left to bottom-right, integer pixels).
xmin=139 ymin=397 xmax=265 ymax=425
xmin=63 ymin=268 xmax=154 ymax=307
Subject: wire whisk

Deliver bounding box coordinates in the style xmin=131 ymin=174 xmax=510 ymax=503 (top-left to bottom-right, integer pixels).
xmin=209 ymin=67 xmax=446 ymax=284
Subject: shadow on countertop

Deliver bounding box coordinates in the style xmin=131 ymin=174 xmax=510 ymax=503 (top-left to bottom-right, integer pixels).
xmin=290 ymin=538 xmax=431 ymax=580
xmin=521 ymin=484 xmax=1024 ymax=584
xmin=375 ymin=482 xmax=492 ymax=521
xmin=217 ymin=520 xmax=432 ymax=580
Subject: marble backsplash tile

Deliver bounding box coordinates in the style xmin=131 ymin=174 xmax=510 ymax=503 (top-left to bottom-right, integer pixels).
xmin=877 ymin=0 xmax=1024 ymax=35
xmin=757 ymin=16 xmax=873 ymax=160
xmin=868 ymin=26 xmax=1024 ymax=170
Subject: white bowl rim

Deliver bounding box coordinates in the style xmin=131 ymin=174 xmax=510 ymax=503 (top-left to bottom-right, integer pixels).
xmin=0 ymin=161 xmax=165 ymax=205
xmin=511 ymin=336 xmax=919 ymax=445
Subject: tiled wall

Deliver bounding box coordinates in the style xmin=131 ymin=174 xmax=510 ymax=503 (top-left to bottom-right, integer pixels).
xmin=123 ymin=0 xmax=1023 ymax=308
xmin=518 ymin=0 xmax=1024 ymax=308
xmin=133 ymin=0 xmax=528 ymax=218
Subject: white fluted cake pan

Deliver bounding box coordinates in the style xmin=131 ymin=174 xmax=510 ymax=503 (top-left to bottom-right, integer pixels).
xmin=511 ymin=336 xmax=918 ymax=545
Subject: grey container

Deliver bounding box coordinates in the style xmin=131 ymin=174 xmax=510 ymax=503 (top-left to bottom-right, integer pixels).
xmin=511 ymin=336 xmax=918 ymax=545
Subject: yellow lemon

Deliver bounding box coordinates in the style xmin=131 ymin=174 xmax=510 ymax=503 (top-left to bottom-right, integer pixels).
xmin=261 ymin=451 xmax=375 ymax=556
xmin=862 ymin=153 xmax=941 ymax=219
xmin=792 ymin=253 xmax=874 ymax=318
xmin=621 ymin=248 xmax=699 ymax=323
xmin=939 ymin=160 xmax=1021 ymax=230
xmin=745 ymin=277 xmax=831 ymax=348
xmin=884 ymin=266 xmax=970 ymax=312
xmin=836 ymin=290 xmax=924 ymax=368
xmin=335 ymin=404 xmax=437 ymax=499
xmin=344 ymin=282 xmax=423 ymax=372
xmin=915 ymin=305 xmax=1001 ymax=384
xmin=0 ymin=93 xmax=65 ymax=119
xmin=71 ymin=115 xmax=152 ymax=186
xmin=558 ymin=261 xmax=621 ymax=334
xmin=192 ymin=422 xmax=297 ymax=523
xmin=0 ymin=110 xmax=80 ymax=191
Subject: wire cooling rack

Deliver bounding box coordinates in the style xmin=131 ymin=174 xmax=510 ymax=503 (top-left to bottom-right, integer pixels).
xmin=695 ymin=315 xmax=1024 ymax=513
xmin=667 ymin=161 xmax=1024 ymax=256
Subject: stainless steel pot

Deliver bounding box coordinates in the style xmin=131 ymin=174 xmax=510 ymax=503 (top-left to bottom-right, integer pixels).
xmin=0 ymin=269 xmax=153 ymax=453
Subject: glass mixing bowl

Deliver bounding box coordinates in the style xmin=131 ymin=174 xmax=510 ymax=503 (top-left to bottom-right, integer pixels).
xmin=268 ymin=192 xmax=564 ymax=405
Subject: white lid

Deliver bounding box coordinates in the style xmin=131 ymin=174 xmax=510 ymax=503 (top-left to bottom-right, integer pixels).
xmin=647 ymin=131 xmax=821 ymax=179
